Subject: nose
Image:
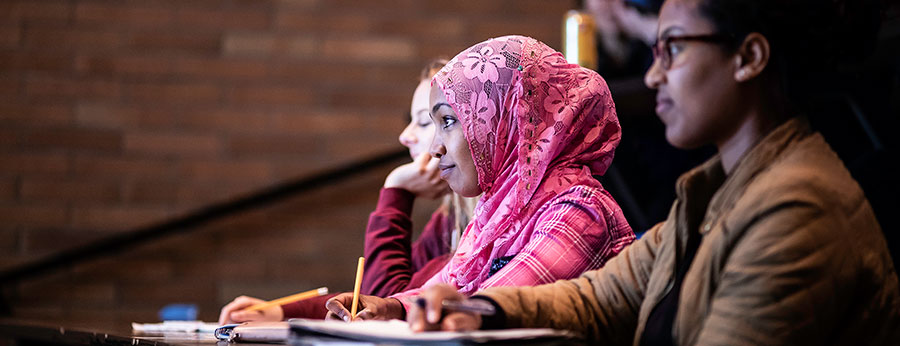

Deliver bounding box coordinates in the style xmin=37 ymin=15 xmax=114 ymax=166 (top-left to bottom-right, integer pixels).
xmin=644 ymin=58 xmax=664 ymax=89
xmin=429 ymin=132 xmax=445 ymax=159
xmin=398 ymin=122 xmax=417 ymax=148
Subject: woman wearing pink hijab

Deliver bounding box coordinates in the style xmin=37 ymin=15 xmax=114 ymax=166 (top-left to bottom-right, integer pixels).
xmin=325 ymin=35 xmax=635 ymax=321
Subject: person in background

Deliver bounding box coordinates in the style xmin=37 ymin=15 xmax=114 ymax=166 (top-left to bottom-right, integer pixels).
xmin=324 ymin=35 xmax=635 ymax=322
xmin=586 ymin=0 xmax=662 ymax=78
xmin=217 ymin=60 xmax=477 ymax=324
xmin=410 ymin=0 xmax=900 ymax=344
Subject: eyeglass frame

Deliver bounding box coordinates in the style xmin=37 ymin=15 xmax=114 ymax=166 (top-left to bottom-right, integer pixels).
xmin=651 ymin=34 xmax=735 ymax=70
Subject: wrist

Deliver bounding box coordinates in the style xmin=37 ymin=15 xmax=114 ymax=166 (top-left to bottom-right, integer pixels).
xmin=383 ymin=176 xmax=402 ymax=189
xmin=470 ymin=296 xmax=504 ymax=330
xmin=269 ymin=306 xmax=284 ymax=321
xmin=387 ymin=298 xmax=407 ymax=320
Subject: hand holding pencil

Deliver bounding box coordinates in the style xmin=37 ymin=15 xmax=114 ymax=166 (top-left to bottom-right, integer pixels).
xmin=218 ymin=287 xmax=329 ymax=325
xmin=325 ymin=257 xmax=405 ymax=322
xmin=324 ymin=293 xmax=406 ymax=322
xmin=219 ymin=295 xmax=284 ymax=325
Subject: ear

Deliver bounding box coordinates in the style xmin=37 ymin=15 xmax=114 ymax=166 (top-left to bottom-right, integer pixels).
xmin=733 ymin=32 xmax=770 ymax=82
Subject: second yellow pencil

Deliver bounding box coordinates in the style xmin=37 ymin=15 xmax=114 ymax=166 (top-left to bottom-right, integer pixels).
xmin=349 ymin=256 xmax=366 ymax=321
xmin=243 ymin=287 xmax=329 ymax=312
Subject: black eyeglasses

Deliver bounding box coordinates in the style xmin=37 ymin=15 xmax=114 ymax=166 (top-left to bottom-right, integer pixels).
xmin=651 ymin=34 xmax=733 ymax=70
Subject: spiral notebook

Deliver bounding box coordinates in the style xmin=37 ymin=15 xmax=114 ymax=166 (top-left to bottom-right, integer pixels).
xmin=214 ymin=321 xmax=290 ymax=342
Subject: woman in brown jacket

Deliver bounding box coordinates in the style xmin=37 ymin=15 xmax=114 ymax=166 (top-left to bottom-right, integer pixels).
xmin=409 ymin=0 xmax=900 ymax=344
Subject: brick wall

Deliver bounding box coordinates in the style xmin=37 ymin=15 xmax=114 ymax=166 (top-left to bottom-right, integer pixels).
xmin=0 ymin=0 xmax=577 ymax=328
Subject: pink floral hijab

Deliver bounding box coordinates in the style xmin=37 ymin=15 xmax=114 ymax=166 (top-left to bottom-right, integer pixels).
xmin=431 ymin=35 xmax=621 ymax=293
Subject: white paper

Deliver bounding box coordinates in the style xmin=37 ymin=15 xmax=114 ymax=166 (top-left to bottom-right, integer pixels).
xmin=131 ymin=321 xmax=220 ymax=333
xmin=289 ymin=319 xmax=576 ymax=343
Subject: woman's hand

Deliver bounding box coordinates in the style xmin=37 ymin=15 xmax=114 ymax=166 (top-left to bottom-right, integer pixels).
xmin=218 ymin=295 xmax=284 ymax=325
xmin=384 ymin=152 xmax=448 ymax=199
xmin=324 ymin=294 xmax=405 ymax=321
xmin=408 ymin=284 xmax=482 ymax=332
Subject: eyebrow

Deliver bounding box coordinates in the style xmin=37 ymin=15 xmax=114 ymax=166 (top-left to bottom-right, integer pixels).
xmin=431 ymin=102 xmax=452 ymax=115
xmin=414 ymin=109 xmax=431 ymax=122
xmin=659 ymin=26 xmax=684 ymax=40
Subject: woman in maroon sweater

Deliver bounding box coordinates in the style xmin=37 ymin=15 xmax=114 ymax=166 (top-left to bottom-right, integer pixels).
xmin=218 ymin=61 xmax=477 ymax=324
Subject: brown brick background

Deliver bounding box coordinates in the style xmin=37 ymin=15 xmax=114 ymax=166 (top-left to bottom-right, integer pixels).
xmin=0 ymin=0 xmax=578 ymax=330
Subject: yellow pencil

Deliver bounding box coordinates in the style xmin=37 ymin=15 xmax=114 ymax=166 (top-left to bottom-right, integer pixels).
xmin=349 ymin=256 xmax=366 ymax=321
xmin=243 ymin=287 xmax=329 ymax=312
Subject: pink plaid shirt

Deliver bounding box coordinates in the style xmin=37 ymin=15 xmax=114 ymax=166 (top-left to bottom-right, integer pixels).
xmin=391 ymin=184 xmax=634 ymax=305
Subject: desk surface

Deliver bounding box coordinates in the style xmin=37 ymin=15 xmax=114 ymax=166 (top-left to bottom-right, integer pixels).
xmin=0 ymin=319 xmax=587 ymax=346
xmin=0 ymin=319 xmax=273 ymax=346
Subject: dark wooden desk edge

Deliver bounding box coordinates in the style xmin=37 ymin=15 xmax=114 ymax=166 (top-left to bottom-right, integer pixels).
xmin=0 ymin=319 xmax=169 ymax=345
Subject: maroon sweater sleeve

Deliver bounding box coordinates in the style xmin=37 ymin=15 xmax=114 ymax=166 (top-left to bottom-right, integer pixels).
xmin=279 ymin=254 xmax=452 ymax=320
xmin=280 ymin=293 xmax=338 ymax=319
xmin=282 ymin=188 xmax=455 ymax=319
xmin=361 ymin=188 xmax=453 ymax=297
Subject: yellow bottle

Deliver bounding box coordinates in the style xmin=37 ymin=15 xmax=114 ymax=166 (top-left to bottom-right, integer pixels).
xmin=562 ymin=10 xmax=598 ymax=70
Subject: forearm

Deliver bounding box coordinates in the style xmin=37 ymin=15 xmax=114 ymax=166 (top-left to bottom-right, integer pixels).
xmin=280 ymin=293 xmax=339 ymax=319
xmin=362 ymin=188 xmax=416 ymax=296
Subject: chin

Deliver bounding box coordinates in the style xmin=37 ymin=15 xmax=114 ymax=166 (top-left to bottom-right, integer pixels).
xmin=446 ymin=181 xmax=473 ymax=197
xmin=664 ymin=122 xmax=692 ymax=149
xmin=457 ymin=190 xmax=479 ymax=198
xmin=448 ymin=182 xmax=467 ymax=197
xmin=666 ymin=130 xmax=706 ymax=150
xmin=457 ymin=183 xmax=483 ymax=198
xmin=665 ymin=135 xmax=689 ymax=149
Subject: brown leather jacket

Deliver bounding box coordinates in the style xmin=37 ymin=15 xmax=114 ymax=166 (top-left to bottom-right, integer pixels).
xmin=480 ymin=118 xmax=900 ymax=345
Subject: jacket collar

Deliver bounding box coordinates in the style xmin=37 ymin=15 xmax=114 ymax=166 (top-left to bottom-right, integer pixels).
xmin=675 ymin=117 xmax=811 ymax=236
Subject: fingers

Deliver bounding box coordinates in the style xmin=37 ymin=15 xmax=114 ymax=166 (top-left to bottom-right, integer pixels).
xmin=353 ymin=295 xmax=377 ymax=321
xmin=409 ymin=286 xmax=481 ymax=333
xmin=354 ymin=295 xmax=404 ymax=321
xmin=426 ymin=159 xmax=443 ymax=185
xmin=419 ymin=284 xmax=460 ymax=324
xmin=385 ymin=154 xmax=447 ymax=198
xmin=325 ymin=311 xmax=341 ymax=320
xmin=441 ymin=312 xmax=480 ymax=332
xmin=326 ymin=295 xmax=384 ymax=322
xmin=355 ymin=308 xmax=375 ymax=321
xmin=218 ymin=296 xmax=258 ymax=325
xmin=425 ymin=293 xmax=443 ymax=324
xmin=415 ymin=152 xmax=432 ymax=172
xmin=423 ymin=155 xmax=439 ymax=174
xmin=325 ymin=295 xmax=353 ymax=322
xmin=230 ymin=309 xmax=264 ymax=323
xmin=408 ymin=297 xmax=438 ymax=332
xmin=422 ymin=157 xmax=444 ymax=187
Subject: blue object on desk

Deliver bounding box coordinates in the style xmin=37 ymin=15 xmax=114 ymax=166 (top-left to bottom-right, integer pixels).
xmin=158 ymin=303 xmax=198 ymax=321
xmin=214 ymin=324 xmax=241 ymax=341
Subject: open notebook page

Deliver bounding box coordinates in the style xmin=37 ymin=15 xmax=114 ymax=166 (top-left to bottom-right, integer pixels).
xmin=289 ymin=319 xmax=578 ymax=343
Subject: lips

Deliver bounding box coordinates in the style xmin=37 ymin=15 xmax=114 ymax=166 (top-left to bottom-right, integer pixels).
xmin=655 ymin=94 xmax=674 ymax=117
xmin=438 ymin=164 xmax=456 ymax=179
